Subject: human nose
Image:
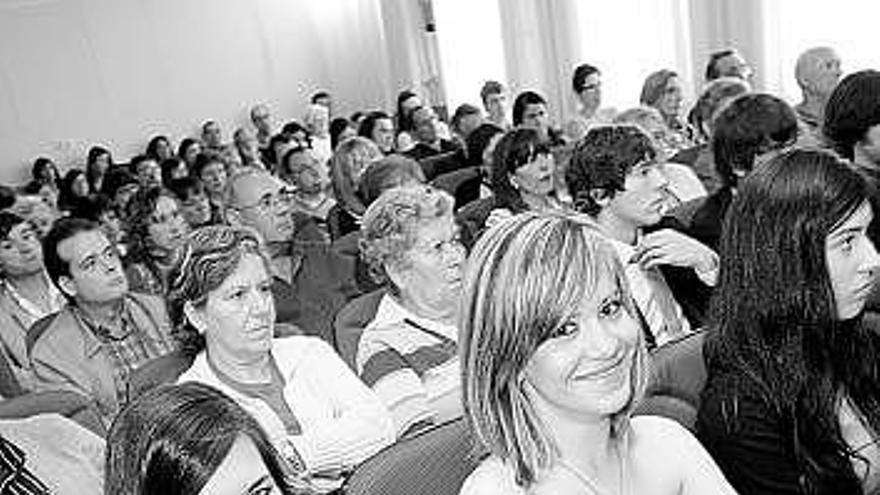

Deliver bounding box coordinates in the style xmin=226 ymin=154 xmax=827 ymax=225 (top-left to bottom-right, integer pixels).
xmin=861 ymin=238 xmax=880 ymax=278
xmin=248 ymin=288 xmax=275 ymax=319
xmin=651 ymin=166 xmax=670 ymax=189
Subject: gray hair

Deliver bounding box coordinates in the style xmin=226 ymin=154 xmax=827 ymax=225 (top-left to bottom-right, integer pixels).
xmin=359 ymin=185 xmax=455 ymax=289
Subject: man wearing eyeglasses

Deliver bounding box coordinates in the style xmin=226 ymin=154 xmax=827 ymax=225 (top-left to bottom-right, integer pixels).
xmin=227 ymin=169 xmax=359 ymax=343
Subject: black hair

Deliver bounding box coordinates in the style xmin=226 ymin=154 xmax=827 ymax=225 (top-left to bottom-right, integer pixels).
xmin=311 ymin=91 xmax=330 ymax=104
xmin=512 ymin=91 xmax=547 ymax=127
xmin=706 ymin=49 xmax=737 ymax=81
xmin=42 ymin=217 xmax=100 ymax=291
xmin=480 ymin=80 xmax=504 ymax=105
xmin=358 ymin=111 xmax=393 ymax=141
xmin=823 ymin=70 xmax=880 ymax=161
xmin=566 ymin=125 xmax=658 ymax=216
xmin=31 ymin=157 xmax=59 ymax=186
xmin=491 ymin=128 xmax=552 ymax=212
xmin=146 ymin=135 xmax=171 ymax=162
xmin=329 ymin=117 xmax=353 ymax=150
xmin=465 ymin=123 xmax=504 ymax=168
xmin=712 ymin=93 xmax=798 ymax=188
xmin=395 ymin=90 xmax=419 ymax=133
xmin=707 ymin=148 xmax=880 ymax=493
xmin=0 ymin=211 xmax=27 ymax=242
xmin=105 ymin=382 xmax=304 ymax=495
xmin=161 ymin=158 xmax=188 ymax=187
xmin=167 ymin=177 xmax=205 ymax=202
xmin=177 ymin=138 xmax=201 ymax=165
xmin=192 ymin=154 xmax=223 ymax=181
xmin=572 ymin=63 xmax=600 ymax=93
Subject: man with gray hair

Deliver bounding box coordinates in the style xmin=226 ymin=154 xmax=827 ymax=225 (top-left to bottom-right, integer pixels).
xmin=794 ymin=47 xmax=843 ymax=138
xmin=227 ymin=168 xmax=358 ymax=342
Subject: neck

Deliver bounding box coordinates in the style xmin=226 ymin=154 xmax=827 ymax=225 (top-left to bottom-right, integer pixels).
xmin=532 ymin=394 xmax=619 ymax=484
xmin=76 ymin=297 xmax=124 ymax=326
xmin=6 ymin=271 xmax=46 ymax=295
xmin=398 ymin=292 xmax=458 ymax=327
xmin=208 ymin=346 xmax=273 ymax=385
xmin=596 ymin=210 xmax=639 ymax=245
xmin=800 ymin=91 xmax=828 ymax=117
xmin=520 ymin=190 xmax=555 ymax=212
xmin=853 ymin=148 xmax=880 ymax=173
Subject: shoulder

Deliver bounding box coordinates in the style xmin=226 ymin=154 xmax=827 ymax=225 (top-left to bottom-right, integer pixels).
xmin=460 ymin=457 xmax=525 ymax=495
xmin=29 ymin=307 xmax=78 ymax=354
xmin=127 ymin=292 xmax=167 ymax=315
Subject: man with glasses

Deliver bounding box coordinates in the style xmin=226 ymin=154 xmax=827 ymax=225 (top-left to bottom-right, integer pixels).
xmin=227 ymin=169 xmax=358 ymax=342
xmin=29 ymin=218 xmax=177 ymax=426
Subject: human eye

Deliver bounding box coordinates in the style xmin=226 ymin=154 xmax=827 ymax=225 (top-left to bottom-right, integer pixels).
xmin=840 ymin=233 xmax=858 ymax=253
xmin=550 ymin=319 xmax=579 ymax=339
xmin=229 ymin=288 xmax=247 ymax=301
xmin=258 ymin=281 xmax=273 ymax=294
xmin=0 ymin=241 xmax=13 ymax=252
xmin=598 ymin=296 xmax=624 ymax=319
xmin=81 ymin=256 xmax=97 ymax=271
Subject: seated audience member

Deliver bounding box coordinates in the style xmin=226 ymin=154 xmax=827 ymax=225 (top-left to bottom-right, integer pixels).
xmin=282 ymin=121 xmax=312 ymax=150
xmin=459 ymin=212 xmax=735 ymax=495
xmin=280 ymin=146 xmax=335 ymax=224
xmin=70 ymin=194 xmax=126 ymax=255
xmin=21 ymin=179 xmax=59 ymax=211
xmin=613 ymin=107 xmax=707 ymax=206
xmin=690 ymin=93 xmax=798 ymax=249
xmin=640 ymin=70 xmax=696 ymax=154
xmin=0 ymin=212 xmax=64 ymax=389
xmin=402 ymin=105 xmax=461 ymax=162
xmin=30 ymin=157 xmax=60 ymax=191
xmin=480 ymin=80 xmax=510 ymax=130
xmin=357 ymin=185 xmax=465 ymax=437
xmin=30 ymin=218 xmax=177 ymax=424
xmin=329 ymin=117 xmax=356 ymax=151
xmin=130 ymin=154 xmax=162 ymax=189
xmin=145 ymin=134 xmax=174 ymax=163
xmin=824 ymin=69 xmax=880 ymax=184
xmin=267 ymin=133 xmax=295 ymax=174
xmin=327 ymin=137 xmax=382 ymax=240
xmin=358 ymin=111 xmax=396 ymax=156
xmin=395 ymin=90 xmax=422 ymax=152
xmin=0 ymin=414 xmax=104 ymax=495
xmin=85 ymin=146 xmax=113 ymax=194
xmin=450 ymin=104 xmax=484 ymax=150
xmin=123 ymin=186 xmax=190 ymax=296
xmin=697 ymin=149 xmax=880 ymax=494
xmin=177 ymin=138 xmax=202 ymax=169
xmin=171 ymin=226 xmax=393 ymax=483
xmin=251 ymin=103 xmax=275 ymax=149
xmin=458 ymin=128 xmax=568 ymax=247
xmin=193 ymin=153 xmax=228 ymax=217
xmin=566 ymin=125 xmax=718 ymax=343
xmin=107 ymin=382 xmax=311 ymax=495
xmin=8 ymin=194 xmax=60 ymax=239
xmin=311 ymin=90 xmax=332 ymax=114
xmin=227 ymin=169 xmax=358 ymax=340
xmin=101 ymin=166 xmax=140 ymax=217
xmin=167 ymin=177 xmax=220 ymax=229
xmin=794 ymin=46 xmax=842 ymax=142
xmin=513 ymin=90 xmax=566 ymax=147
xmin=160 ymin=157 xmax=189 ymax=187
xmin=565 ymin=63 xmax=617 ymax=142
xmin=233 ymin=127 xmax=268 ymax=169
xmin=464 ymin=122 xmax=504 ymax=180
xmin=674 ymin=77 xmax=751 ymax=195
xmin=304 ymin=104 xmax=333 ymax=168
xmin=705 ymin=48 xmax=753 ymax=82
xmin=202 ymin=120 xmax=229 ymax=155
xmin=58 ymin=169 xmax=91 ymax=212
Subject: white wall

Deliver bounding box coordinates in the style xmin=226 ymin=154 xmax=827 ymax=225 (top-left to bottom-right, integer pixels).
xmin=0 ymin=0 xmax=393 ymax=183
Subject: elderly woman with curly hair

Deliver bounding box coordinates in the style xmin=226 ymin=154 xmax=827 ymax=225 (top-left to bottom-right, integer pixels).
xmin=460 ymin=212 xmax=735 ymax=494
xmin=357 ymin=184 xmax=466 ymax=438
xmin=171 ymin=225 xmax=394 ymax=490
xmin=123 ymin=186 xmax=190 ymax=295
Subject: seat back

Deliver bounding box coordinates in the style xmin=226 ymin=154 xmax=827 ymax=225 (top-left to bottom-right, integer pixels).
xmin=334 ymin=289 xmax=385 ymax=371
xmin=635 ymin=331 xmax=707 ymax=431
xmin=126 ymin=350 xmax=195 ymax=403
xmin=344 ymin=418 xmax=486 ymax=495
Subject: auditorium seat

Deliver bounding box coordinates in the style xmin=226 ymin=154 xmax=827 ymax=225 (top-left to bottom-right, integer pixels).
xmin=344 ymin=417 xmax=486 ymax=495
xmin=334 ymin=289 xmax=385 ymax=371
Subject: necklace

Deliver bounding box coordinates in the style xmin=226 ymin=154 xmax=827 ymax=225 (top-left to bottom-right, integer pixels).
xmin=554 ymin=444 xmax=627 ymax=495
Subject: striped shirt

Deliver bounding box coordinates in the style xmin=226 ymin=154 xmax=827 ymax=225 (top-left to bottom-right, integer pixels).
xmin=0 ymin=436 xmax=49 ymax=495
xmin=356 ymin=294 xmax=462 ymax=437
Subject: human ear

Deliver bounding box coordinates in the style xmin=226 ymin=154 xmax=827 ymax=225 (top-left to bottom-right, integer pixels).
xmin=183 ymin=301 xmax=208 ymax=335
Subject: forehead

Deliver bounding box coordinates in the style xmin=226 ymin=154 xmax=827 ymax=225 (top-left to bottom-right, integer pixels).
xmin=524 ymin=103 xmax=546 ymax=116
xmin=57 ymin=230 xmax=109 ymax=264
xmin=153 ymin=196 xmax=178 ymax=214
xmin=218 ymin=252 xmax=271 ymax=289
xmin=413 ymin=215 xmax=456 ymax=242
xmin=232 ymin=174 xmax=282 ymax=203
xmin=832 ymin=200 xmax=873 ymax=233
xmin=1 ymin=221 xmax=31 ymax=241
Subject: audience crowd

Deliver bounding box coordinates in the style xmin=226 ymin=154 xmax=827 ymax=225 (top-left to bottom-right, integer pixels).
xmin=1 ymin=43 xmax=878 ymax=495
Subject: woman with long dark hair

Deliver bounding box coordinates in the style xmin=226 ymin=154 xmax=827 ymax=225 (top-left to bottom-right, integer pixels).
xmin=698 ymin=148 xmax=880 ymax=494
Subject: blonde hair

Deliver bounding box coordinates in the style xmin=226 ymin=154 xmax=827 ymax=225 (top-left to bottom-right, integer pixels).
xmin=459 ymin=211 xmax=649 ymax=488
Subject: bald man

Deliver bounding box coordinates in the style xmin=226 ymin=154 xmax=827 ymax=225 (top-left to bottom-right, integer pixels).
xmin=794 ymin=47 xmax=843 ymax=135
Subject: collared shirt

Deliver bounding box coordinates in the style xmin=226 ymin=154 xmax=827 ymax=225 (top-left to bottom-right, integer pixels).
xmin=356 ymin=294 xmax=461 ymax=437
xmin=70 ymin=296 xmax=175 ymax=406
xmin=605 ymin=235 xmax=692 ymax=347
xmin=0 ymin=276 xmax=64 ymax=324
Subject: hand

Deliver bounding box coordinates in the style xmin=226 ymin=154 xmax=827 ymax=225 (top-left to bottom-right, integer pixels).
xmin=632 ymin=229 xmax=718 ymax=278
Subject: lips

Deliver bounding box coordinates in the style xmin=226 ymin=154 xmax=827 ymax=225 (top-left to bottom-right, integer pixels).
xmin=574 ymin=351 xmax=629 ymax=380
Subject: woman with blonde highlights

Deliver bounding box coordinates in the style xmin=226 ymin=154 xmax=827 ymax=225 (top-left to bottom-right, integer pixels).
xmin=459 ymin=212 xmax=734 ymax=494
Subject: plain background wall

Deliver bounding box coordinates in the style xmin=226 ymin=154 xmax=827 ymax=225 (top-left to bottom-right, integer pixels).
xmin=0 ymin=0 xmax=394 ymax=183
